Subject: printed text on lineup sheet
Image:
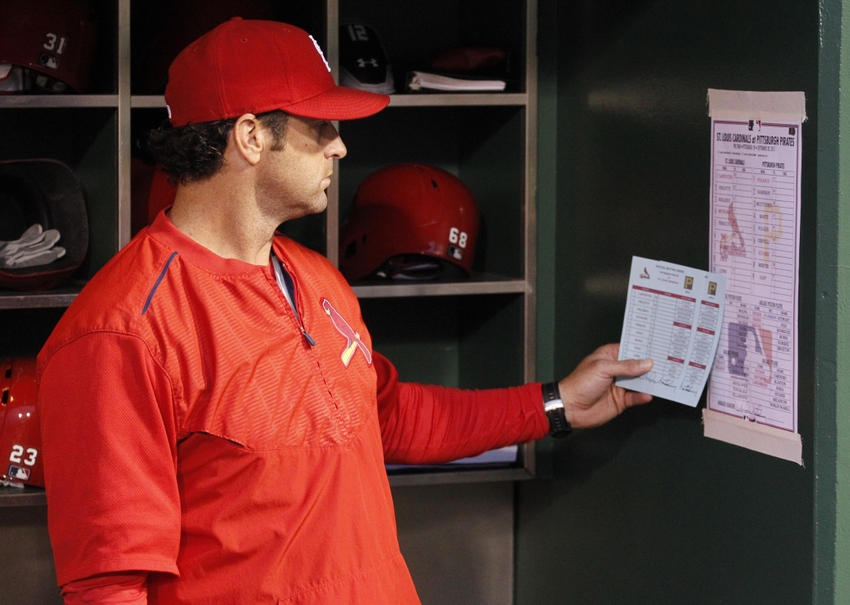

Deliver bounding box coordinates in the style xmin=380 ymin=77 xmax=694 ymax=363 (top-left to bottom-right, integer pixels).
xmin=709 ymin=119 xmax=799 ymax=432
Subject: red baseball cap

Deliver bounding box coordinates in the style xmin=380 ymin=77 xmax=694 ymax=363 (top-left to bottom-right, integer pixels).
xmin=165 ymin=18 xmax=390 ymax=126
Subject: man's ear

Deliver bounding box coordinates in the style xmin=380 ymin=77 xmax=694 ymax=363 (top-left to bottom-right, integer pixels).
xmin=231 ymin=114 xmax=265 ymax=166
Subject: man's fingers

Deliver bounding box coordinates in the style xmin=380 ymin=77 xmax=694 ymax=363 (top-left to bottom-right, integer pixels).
xmin=598 ymin=357 xmax=653 ymax=379
xmin=623 ymin=390 xmax=653 ymax=408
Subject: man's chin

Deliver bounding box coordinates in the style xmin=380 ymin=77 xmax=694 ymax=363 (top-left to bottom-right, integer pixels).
xmin=276 ymin=196 xmax=328 ymax=225
xmin=306 ymin=195 xmax=329 ymax=217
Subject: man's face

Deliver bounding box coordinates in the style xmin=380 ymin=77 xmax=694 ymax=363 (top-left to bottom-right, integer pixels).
xmin=257 ymin=115 xmax=347 ymax=222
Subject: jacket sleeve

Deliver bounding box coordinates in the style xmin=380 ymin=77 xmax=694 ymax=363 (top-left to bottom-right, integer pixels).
xmin=61 ymin=572 xmax=148 ymax=605
xmin=38 ymin=333 xmax=181 ymax=587
xmin=373 ymin=352 xmax=550 ymax=465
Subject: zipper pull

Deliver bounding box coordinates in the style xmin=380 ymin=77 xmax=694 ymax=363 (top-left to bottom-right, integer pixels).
xmin=301 ymin=327 xmax=317 ymax=347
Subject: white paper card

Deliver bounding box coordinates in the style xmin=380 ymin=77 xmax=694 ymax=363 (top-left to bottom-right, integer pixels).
xmin=616 ymin=257 xmax=726 ymax=407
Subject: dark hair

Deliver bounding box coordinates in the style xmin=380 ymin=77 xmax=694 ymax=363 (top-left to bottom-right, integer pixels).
xmin=146 ymin=111 xmax=290 ymax=185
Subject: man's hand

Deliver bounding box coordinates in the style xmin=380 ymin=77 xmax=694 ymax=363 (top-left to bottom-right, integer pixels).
xmin=557 ymin=344 xmax=653 ymax=429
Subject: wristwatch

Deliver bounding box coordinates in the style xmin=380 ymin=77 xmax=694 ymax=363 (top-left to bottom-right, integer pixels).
xmin=542 ymin=382 xmax=572 ymax=438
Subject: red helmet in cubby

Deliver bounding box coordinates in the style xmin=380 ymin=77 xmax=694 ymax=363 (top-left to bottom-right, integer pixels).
xmin=0 ymin=159 xmax=90 ymax=291
xmin=0 ymin=357 xmax=43 ymax=488
xmin=339 ymin=163 xmax=480 ymax=282
xmin=0 ymin=0 xmax=98 ymax=93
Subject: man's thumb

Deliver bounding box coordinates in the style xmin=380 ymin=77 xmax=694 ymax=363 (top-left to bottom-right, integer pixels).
xmin=618 ymin=357 xmax=653 ymax=377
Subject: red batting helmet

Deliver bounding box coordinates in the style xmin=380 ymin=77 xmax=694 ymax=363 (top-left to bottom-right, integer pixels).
xmin=0 ymin=358 xmax=43 ymax=488
xmin=0 ymin=0 xmax=98 ymax=94
xmin=0 ymin=159 xmax=90 ymax=291
xmin=339 ymin=163 xmax=480 ymax=281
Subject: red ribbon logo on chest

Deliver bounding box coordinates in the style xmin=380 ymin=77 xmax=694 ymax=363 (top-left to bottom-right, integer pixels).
xmin=321 ymin=298 xmax=372 ymax=367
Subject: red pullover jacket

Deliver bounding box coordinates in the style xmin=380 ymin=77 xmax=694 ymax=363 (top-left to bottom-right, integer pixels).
xmin=37 ymin=211 xmax=549 ymax=604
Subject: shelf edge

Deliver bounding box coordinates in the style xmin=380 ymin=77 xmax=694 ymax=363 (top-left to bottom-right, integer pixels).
xmin=388 ymin=92 xmax=527 ymax=107
xmin=352 ymin=279 xmax=529 ymax=299
xmin=0 ymin=488 xmax=47 ymax=507
xmin=0 ymin=95 xmax=120 ymax=108
xmin=388 ymin=466 xmax=532 ymax=487
xmin=0 ymin=291 xmax=79 ymax=309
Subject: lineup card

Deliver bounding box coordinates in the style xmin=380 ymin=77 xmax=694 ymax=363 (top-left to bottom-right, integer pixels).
xmin=707 ymin=118 xmax=801 ymax=432
xmin=616 ymin=257 xmax=726 ymax=407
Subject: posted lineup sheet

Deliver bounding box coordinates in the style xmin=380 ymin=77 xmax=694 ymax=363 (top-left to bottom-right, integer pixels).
xmin=708 ymin=116 xmax=801 ymax=433
xmin=617 ymin=257 xmax=726 ymax=407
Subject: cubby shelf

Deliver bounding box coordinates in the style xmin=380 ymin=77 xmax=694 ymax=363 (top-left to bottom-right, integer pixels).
xmin=0 ymin=289 xmax=81 ymax=310
xmin=0 ymin=96 xmax=120 ymax=109
xmin=0 ymin=486 xmax=47 ymax=507
xmin=129 ymin=93 xmax=529 ymax=109
xmin=352 ymin=277 xmax=529 ymax=299
xmin=1 ymin=463 xmax=535 ymax=508
xmin=0 ymin=0 xmax=538 ymax=503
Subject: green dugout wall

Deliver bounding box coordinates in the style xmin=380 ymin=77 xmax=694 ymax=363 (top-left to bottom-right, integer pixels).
xmin=521 ymin=0 xmax=849 ymax=603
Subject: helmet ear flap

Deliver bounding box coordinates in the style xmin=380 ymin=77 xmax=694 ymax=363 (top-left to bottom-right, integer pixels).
xmin=338 ymin=163 xmax=480 ymax=282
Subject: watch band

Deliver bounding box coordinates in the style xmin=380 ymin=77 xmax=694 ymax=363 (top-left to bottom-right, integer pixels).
xmin=542 ymin=382 xmax=572 ymax=438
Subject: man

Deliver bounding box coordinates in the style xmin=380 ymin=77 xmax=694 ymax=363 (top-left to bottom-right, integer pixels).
xmin=37 ymin=18 xmax=653 ymax=605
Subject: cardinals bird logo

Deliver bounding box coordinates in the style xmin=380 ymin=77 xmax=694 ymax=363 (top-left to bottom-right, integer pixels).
xmin=322 ymin=298 xmax=372 ymax=367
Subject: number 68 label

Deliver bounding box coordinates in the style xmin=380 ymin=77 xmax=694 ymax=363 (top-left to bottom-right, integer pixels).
xmin=448 ymin=227 xmax=468 ymax=248
xmin=10 ymin=445 xmax=38 ymax=467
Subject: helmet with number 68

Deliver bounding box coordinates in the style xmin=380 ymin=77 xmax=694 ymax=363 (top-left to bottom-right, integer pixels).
xmin=339 ymin=163 xmax=480 ymax=282
xmin=0 ymin=357 xmax=43 ymax=488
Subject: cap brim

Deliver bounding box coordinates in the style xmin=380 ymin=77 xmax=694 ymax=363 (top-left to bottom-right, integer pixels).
xmin=282 ymin=85 xmax=390 ymax=120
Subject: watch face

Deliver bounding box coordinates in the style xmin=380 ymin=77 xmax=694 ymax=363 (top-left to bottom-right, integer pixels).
xmin=544 ymin=400 xmax=564 ymax=413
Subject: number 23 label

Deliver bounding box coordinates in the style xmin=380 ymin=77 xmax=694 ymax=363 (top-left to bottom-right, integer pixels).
xmin=10 ymin=445 xmax=38 ymax=466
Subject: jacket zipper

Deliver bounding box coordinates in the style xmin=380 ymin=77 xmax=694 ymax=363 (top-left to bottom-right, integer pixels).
xmin=275 ymin=253 xmax=347 ymax=425
xmin=272 ymin=255 xmax=316 ymax=347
